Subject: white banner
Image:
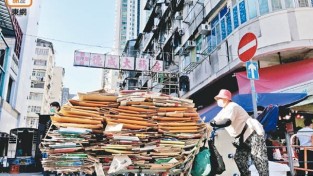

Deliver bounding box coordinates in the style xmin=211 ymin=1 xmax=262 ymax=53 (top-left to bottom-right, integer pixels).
xmin=120 ymin=57 xmax=135 ymax=70
xmin=74 ymin=51 xmax=90 ymax=67
xmin=135 ymin=57 xmax=149 ymax=71
xmin=90 ymin=53 xmax=105 ymax=68
xmin=105 ymin=55 xmax=120 ymax=69
xmin=150 ymin=60 xmax=163 ymax=72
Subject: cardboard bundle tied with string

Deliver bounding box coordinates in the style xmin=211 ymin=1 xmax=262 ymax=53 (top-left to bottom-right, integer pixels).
xmin=40 ymin=90 xmax=207 ymax=175
xmin=40 ymin=90 xmax=118 ymax=174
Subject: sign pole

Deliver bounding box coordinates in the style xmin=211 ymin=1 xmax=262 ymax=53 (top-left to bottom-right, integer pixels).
xmin=238 ymin=32 xmax=259 ymax=118
xmin=250 ymin=79 xmax=258 ymax=118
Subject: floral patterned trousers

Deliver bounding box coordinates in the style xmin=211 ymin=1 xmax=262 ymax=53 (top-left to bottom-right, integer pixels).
xmin=234 ymin=131 xmax=269 ymax=176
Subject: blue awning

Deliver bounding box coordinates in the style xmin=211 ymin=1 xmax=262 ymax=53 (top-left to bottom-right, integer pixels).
xmin=200 ymin=93 xmax=307 ymax=122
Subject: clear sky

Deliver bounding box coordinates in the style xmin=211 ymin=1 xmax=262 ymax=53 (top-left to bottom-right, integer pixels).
xmin=38 ymin=0 xmax=115 ymax=94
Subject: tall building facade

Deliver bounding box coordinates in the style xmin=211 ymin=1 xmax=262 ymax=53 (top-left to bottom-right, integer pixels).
xmin=131 ymin=0 xmax=313 ymax=112
xmin=49 ymin=66 xmax=64 ymax=104
xmin=14 ymin=0 xmax=43 ymax=128
xmin=0 ymin=1 xmax=23 ymax=133
xmin=102 ymin=0 xmax=151 ymax=92
xmin=26 ymin=39 xmax=64 ymax=128
xmin=113 ymin=0 xmax=140 ymax=52
xmin=61 ymin=88 xmax=75 ymax=106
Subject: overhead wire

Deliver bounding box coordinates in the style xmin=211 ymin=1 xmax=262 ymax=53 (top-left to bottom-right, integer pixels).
xmin=23 ymin=33 xmax=239 ymax=57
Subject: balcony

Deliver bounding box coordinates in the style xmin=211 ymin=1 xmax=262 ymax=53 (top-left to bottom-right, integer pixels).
xmin=143 ymin=32 xmax=155 ymax=51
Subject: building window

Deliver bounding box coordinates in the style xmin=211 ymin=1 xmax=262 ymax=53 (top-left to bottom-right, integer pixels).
xmin=239 ymin=1 xmax=247 ymax=24
xmin=285 ymin=0 xmax=295 ymax=8
xmin=259 ymin=0 xmax=270 ymax=15
xmin=247 ymin=0 xmax=258 ymax=19
xmin=31 ymin=81 xmax=45 ymax=88
xmin=232 ymin=6 xmax=239 ymax=29
xmin=34 ymin=60 xmax=47 ymax=66
xmin=298 ymin=0 xmax=309 ymax=6
xmin=0 ymin=68 xmax=2 ymax=82
xmin=6 ymin=77 xmax=14 ymax=103
xmin=271 ymin=0 xmax=282 ymax=11
xmin=35 ymin=48 xmax=49 ymax=55
xmin=0 ymin=49 xmax=5 ymax=68
xmin=27 ymin=106 xmax=41 ymax=113
xmin=29 ymin=118 xmax=38 ymax=128
xmin=29 ymin=92 xmax=43 ymax=101
xmin=221 ymin=18 xmax=227 ymax=40
xmin=36 ymin=71 xmax=45 ymax=81
xmin=226 ymin=12 xmax=232 ymax=35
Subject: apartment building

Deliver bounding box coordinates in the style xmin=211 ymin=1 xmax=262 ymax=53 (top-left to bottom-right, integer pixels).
xmin=26 ymin=39 xmax=64 ymax=128
xmin=131 ymin=0 xmax=313 ymax=108
xmin=102 ymin=0 xmax=151 ymax=92
xmin=0 ymin=1 xmax=23 ymax=133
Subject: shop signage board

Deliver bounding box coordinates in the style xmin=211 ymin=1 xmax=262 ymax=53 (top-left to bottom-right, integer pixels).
xmin=74 ymin=51 xmax=163 ymax=72
xmin=105 ymin=55 xmax=120 ymax=69
xmin=135 ymin=57 xmax=149 ymax=71
xmin=90 ymin=53 xmax=105 ymax=68
xmin=246 ymin=61 xmax=259 ymax=80
xmin=74 ymin=51 xmax=90 ymax=67
xmin=120 ymin=57 xmax=135 ymax=70
xmin=150 ymin=60 xmax=163 ymax=72
xmin=238 ymin=32 xmax=258 ymax=62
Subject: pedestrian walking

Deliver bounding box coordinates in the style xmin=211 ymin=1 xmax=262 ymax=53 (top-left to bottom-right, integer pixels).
xmin=296 ymin=118 xmax=313 ymax=176
xmin=210 ymin=89 xmax=269 ymax=176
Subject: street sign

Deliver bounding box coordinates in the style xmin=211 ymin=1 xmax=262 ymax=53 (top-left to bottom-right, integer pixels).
xmin=246 ymin=61 xmax=259 ymax=80
xmin=238 ymin=33 xmax=258 ymax=62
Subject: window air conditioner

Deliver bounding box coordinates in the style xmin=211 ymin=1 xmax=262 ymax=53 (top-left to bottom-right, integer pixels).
xmin=156 ymin=0 xmax=165 ymax=5
xmin=184 ymin=0 xmax=193 ymax=5
xmin=152 ymin=25 xmax=158 ymax=32
xmin=200 ymin=24 xmax=211 ymax=35
xmin=154 ymin=6 xmax=161 ymax=14
xmin=154 ymin=18 xmax=160 ymax=26
xmin=175 ymin=12 xmax=183 ymax=20
xmin=185 ymin=40 xmax=196 ymax=49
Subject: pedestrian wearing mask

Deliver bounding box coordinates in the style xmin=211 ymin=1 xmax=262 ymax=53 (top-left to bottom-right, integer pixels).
xmin=210 ymin=89 xmax=269 ymax=176
xmin=50 ymin=101 xmax=60 ymax=114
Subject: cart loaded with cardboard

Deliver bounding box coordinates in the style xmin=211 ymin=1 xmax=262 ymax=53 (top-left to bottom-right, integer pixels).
xmin=40 ymin=90 xmax=217 ymax=175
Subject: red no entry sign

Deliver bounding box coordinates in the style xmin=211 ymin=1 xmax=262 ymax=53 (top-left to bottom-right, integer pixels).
xmin=238 ymin=33 xmax=258 ymax=62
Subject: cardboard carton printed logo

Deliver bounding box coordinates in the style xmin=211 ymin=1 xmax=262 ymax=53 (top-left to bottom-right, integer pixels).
xmin=5 ymin=0 xmax=32 ymax=7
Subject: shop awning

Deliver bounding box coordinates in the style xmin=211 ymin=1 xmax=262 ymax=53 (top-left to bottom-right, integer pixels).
xmin=289 ymin=95 xmax=313 ymax=113
xmin=236 ymin=59 xmax=313 ymax=94
xmin=200 ymin=93 xmax=307 ymax=122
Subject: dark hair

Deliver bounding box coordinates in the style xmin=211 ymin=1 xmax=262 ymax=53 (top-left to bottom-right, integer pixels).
xmin=50 ymin=102 xmax=61 ymax=111
xmin=304 ymin=118 xmax=312 ymax=126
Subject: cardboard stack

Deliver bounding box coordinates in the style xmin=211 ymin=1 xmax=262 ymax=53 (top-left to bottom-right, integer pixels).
xmin=40 ymin=91 xmax=118 ymax=174
xmin=40 ymin=90 xmax=206 ymax=175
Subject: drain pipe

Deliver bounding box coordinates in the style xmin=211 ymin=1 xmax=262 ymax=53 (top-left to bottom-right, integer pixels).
xmin=226 ymin=39 xmax=230 ymax=62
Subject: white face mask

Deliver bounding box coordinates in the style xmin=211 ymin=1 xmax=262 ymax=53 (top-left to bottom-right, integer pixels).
xmin=217 ymin=99 xmax=225 ymax=107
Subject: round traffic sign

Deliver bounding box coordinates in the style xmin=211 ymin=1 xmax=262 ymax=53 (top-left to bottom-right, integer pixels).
xmin=238 ymin=33 xmax=258 ymax=62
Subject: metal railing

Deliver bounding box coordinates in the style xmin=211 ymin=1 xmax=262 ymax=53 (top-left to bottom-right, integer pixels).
xmin=289 ymin=134 xmax=313 ymax=175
